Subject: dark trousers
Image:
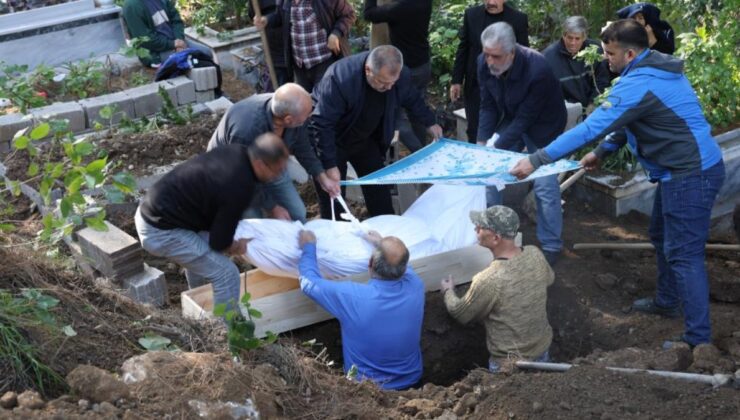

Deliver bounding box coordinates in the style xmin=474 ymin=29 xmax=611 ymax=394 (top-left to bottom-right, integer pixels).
xmin=293 ymin=56 xmax=336 ymax=93
xmin=315 ymin=141 xmax=395 ymax=219
xmin=463 ymin=80 xmax=480 ymax=143
xmin=650 ymin=160 xmax=725 ymax=346
xmin=396 ymin=62 xmax=432 ymax=152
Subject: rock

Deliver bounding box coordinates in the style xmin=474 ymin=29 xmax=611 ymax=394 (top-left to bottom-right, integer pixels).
xmin=78 ymin=399 xmax=90 ymax=410
xmin=691 ymin=344 xmax=735 ymax=373
xmin=401 ymin=398 xmax=438 ymax=415
xmin=99 ymin=401 xmax=117 ymax=416
xmin=16 ymin=390 xmax=44 ymax=410
xmin=433 ymin=409 xmax=458 ymax=420
xmin=452 ymin=401 xmax=467 ymax=417
xmin=460 ymin=392 xmax=478 ymax=410
xmin=66 ymin=365 xmax=131 ymax=403
xmin=532 ymin=401 xmax=544 ymax=413
xmin=0 ymin=392 xmax=17 ymax=409
xmin=594 ymin=273 xmax=619 ymax=290
xmin=650 ymin=342 xmax=693 ymax=371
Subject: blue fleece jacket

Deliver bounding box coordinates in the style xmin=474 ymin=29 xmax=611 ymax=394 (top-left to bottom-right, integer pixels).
xmin=298 ymin=243 xmax=425 ymax=390
xmin=531 ymin=50 xmax=722 ymax=181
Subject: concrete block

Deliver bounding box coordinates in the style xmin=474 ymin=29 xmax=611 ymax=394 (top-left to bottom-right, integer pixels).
xmin=189 ymin=67 xmax=218 ymax=91
xmin=76 ymin=221 xmax=144 ymax=279
xmin=94 ymin=53 xmax=143 ymax=77
xmin=155 ymin=81 xmax=179 ymax=105
xmin=78 ymin=92 xmax=135 ymax=128
xmin=122 ymin=264 xmax=168 ymax=307
xmin=165 ymin=76 xmax=196 ymax=105
xmin=195 ymin=90 xmax=216 ymax=103
xmin=0 ymin=113 xmax=32 ymax=143
xmin=0 ymin=140 xmax=10 ymax=154
xmin=204 ymin=96 xmax=232 ymax=114
xmin=30 ymin=102 xmax=85 ymax=133
xmin=124 ymin=84 xmax=164 ymax=118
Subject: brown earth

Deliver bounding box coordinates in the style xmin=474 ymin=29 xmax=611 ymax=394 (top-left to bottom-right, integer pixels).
xmin=1 ymin=102 xmax=739 ymax=418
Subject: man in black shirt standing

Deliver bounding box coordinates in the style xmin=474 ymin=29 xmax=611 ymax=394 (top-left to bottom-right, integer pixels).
xmin=450 ymin=0 xmax=528 ymax=143
xmin=310 ymin=45 xmax=442 ymax=218
xmin=135 ymin=134 xmax=289 ymax=313
xmin=363 ymin=0 xmax=433 ymax=152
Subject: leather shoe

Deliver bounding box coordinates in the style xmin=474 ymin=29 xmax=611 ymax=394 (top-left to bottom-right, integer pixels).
xmin=632 ymin=297 xmax=682 ymax=319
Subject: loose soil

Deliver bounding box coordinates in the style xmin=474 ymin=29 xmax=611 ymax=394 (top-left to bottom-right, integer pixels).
xmin=1 ymin=104 xmax=738 ymax=419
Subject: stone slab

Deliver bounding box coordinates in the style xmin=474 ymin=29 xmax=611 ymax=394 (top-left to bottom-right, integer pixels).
xmin=0 ymin=113 xmax=32 ymax=143
xmin=78 ymin=92 xmax=135 ymax=128
xmin=30 ymin=102 xmax=85 ymax=133
xmin=195 ymin=90 xmax=216 ymax=103
xmin=124 ymin=84 xmax=164 ymax=119
xmin=122 ymin=264 xmax=168 ymax=307
xmin=189 ymin=67 xmax=218 ymax=91
xmin=76 ymin=221 xmax=144 ymax=279
xmin=204 ymin=96 xmax=232 ymax=114
xmin=77 ymin=221 xmax=139 ymax=258
xmin=165 ymin=77 xmax=196 ymax=106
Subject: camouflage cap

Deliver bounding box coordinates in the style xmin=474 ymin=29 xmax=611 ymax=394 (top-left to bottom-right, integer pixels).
xmin=469 ymin=205 xmax=519 ymax=238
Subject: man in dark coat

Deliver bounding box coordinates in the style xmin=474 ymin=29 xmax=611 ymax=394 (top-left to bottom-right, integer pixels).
xmin=310 ymin=45 xmax=442 ymax=218
xmin=477 ymin=22 xmax=566 ymax=266
xmin=542 ymin=16 xmax=612 ymax=108
xmin=255 ymin=0 xmax=356 ymax=93
xmin=248 ymin=0 xmax=291 ymax=87
xmin=450 ymin=0 xmax=528 ymax=143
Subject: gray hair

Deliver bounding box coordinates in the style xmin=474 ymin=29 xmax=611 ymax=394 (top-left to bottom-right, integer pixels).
xmin=367 ymin=45 xmax=404 ymax=74
xmin=481 ymin=22 xmax=517 ymax=52
xmin=271 ymin=83 xmax=309 ymax=118
xmin=563 ymin=16 xmax=589 ymax=36
xmin=370 ymin=245 xmax=409 ymax=280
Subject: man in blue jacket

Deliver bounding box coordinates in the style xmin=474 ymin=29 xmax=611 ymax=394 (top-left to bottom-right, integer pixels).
xmin=298 ymin=229 xmax=425 ymax=390
xmin=511 ymin=20 xmax=725 ymax=348
xmin=477 ymin=22 xmax=567 ymax=266
xmin=310 ymin=45 xmax=442 ymax=218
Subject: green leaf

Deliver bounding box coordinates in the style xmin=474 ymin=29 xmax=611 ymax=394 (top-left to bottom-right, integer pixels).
xmin=73 ymin=142 xmax=94 ymax=156
xmin=13 ymin=136 xmax=29 ymax=150
xmin=26 ymin=162 xmax=39 ymax=177
xmin=65 ymin=173 xmax=84 ymax=194
xmin=138 ymin=334 xmax=171 ymax=351
xmin=0 ymin=223 xmax=16 ymax=232
xmin=213 ymin=303 xmax=227 ymax=317
xmin=30 ymin=123 xmax=50 ymax=140
xmin=84 ymin=217 xmax=108 ymax=231
xmin=62 ymin=325 xmax=77 ymax=337
xmin=84 ymin=174 xmax=97 ymax=189
xmin=85 ymin=158 xmax=107 ymax=174
xmin=59 ymin=197 xmax=72 ymax=218
xmin=8 ymin=180 xmax=21 ymax=197
xmin=248 ymin=308 xmax=262 ymax=319
xmin=34 ymin=293 xmax=59 ymax=310
xmin=105 ymin=188 xmax=125 ymax=204
xmin=98 ymin=105 xmax=114 ymax=120
xmin=112 ymin=172 xmax=137 ymax=193
xmin=264 ymin=331 xmax=278 ymax=344
xmin=241 ymin=292 xmax=252 ymax=304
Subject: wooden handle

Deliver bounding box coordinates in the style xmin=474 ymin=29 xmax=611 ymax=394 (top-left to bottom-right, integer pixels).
xmin=250 ymin=0 xmax=279 ymax=90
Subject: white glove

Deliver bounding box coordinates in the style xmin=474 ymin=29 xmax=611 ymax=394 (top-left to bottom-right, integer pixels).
xmin=485 ymin=133 xmax=500 ymax=148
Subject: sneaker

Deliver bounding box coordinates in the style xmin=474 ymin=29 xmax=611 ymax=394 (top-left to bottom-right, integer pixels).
xmin=632 ymin=297 xmax=682 ymax=319
xmin=543 ymin=250 xmax=560 ymax=267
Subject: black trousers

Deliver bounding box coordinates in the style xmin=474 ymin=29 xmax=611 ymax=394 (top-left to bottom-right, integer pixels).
xmin=315 ymin=141 xmax=395 ymax=219
xmin=293 ymin=56 xmax=336 ymax=94
xmin=463 ymin=80 xmax=480 ymax=143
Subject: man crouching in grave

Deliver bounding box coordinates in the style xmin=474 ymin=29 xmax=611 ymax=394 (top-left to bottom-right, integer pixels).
xmin=298 ymin=229 xmax=425 ymax=390
xmin=135 ymin=133 xmax=289 ymax=314
xmin=440 ymin=206 xmax=554 ymax=372
xmin=208 ymin=83 xmax=340 ymax=222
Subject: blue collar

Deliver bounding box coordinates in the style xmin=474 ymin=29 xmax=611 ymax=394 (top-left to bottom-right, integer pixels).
xmin=621 ymin=49 xmax=650 ymax=76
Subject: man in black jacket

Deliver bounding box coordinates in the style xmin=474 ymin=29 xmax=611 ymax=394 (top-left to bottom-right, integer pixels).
xmin=254 ymin=0 xmax=356 ymax=93
xmin=248 ymin=0 xmax=291 ymax=87
xmin=363 ymin=0 xmax=433 ymax=152
xmin=450 ymin=0 xmax=528 ymax=143
xmin=135 ymin=134 xmax=289 ymax=313
xmin=542 ymin=16 xmax=612 ymax=109
xmin=310 ymin=45 xmax=442 ymax=218
xmin=208 ymin=83 xmax=340 ymax=222
xmin=477 ymin=22 xmax=566 ymax=266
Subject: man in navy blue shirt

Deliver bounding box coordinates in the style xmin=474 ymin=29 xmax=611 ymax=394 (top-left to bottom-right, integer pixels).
xmin=297 ymin=229 xmax=425 ymax=390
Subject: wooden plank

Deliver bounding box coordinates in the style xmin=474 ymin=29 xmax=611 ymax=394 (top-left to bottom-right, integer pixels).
xmin=181 ymin=245 xmax=492 ymax=337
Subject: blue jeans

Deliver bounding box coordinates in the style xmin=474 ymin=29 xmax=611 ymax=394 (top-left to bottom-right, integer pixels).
xmin=489 ymin=350 xmax=550 ymax=373
xmin=649 ymin=160 xmax=725 ymax=346
xmin=486 ymin=139 xmax=562 ymax=252
xmin=135 ymin=208 xmax=241 ymax=314
xmin=244 ymin=171 xmax=307 ymax=222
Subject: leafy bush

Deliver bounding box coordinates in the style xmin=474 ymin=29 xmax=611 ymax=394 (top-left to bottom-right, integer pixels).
xmin=214 ymin=292 xmax=277 ymax=357
xmin=0 ymin=62 xmax=50 ymax=113
xmin=62 ymin=59 xmax=106 ymax=100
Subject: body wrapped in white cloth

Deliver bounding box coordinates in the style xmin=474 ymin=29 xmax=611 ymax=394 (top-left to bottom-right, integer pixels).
xmin=234 ymin=185 xmax=486 ymax=278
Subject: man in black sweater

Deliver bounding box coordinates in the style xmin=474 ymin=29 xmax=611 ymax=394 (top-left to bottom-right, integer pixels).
xmin=450 ymin=0 xmax=528 ymax=143
xmin=363 ymin=0 xmax=433 ymax=151
xmin=135 ymin=134 xmax=289 ymax=313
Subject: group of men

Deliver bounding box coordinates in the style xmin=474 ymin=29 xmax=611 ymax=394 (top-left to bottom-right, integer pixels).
xmin=132 ymin=0 xmax=725 ymax=390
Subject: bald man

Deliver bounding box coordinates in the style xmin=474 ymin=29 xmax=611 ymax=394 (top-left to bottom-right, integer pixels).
xmin=208 ymin=83 xmax=340 ymax=222
xmin=298 ymin=230 xmax=425 ymax=390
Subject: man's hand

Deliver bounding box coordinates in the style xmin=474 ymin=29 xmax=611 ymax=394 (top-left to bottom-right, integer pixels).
xmin=645 ymin=24 xmax=658 ymax=47
xmin=510 ymin=157 xmax=535 ymax=180
xmin=326 ymin=166 xmax=341 ymax=182
xmin=364 ymin=230 xmax=382 ymax=246
xmin=227 ymin=238 xmax=250 ymax=256
xmin=299 ymin=230 xmax=317 ymax=247
xmin=253 ymin=16 xmax=267 ymax=30
xmin=449 ymin=84 xmax=462 ymax=102
xmin=580 ymin=152 xmax=601 ymax=171
xmin=174 ymin=39 xmax=187 ymax=51
xmin=317 ymin=172 xmax=341 ymax=197
xmin=427 ymin=124 xmax=443 ymax=141
xmin=269 ymin=205 xmax=292 ymax=221
xmin=327 ymin=34 xmax=341 ymax=55
xmin=440 ymin=275 xmax=455 ymax=293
